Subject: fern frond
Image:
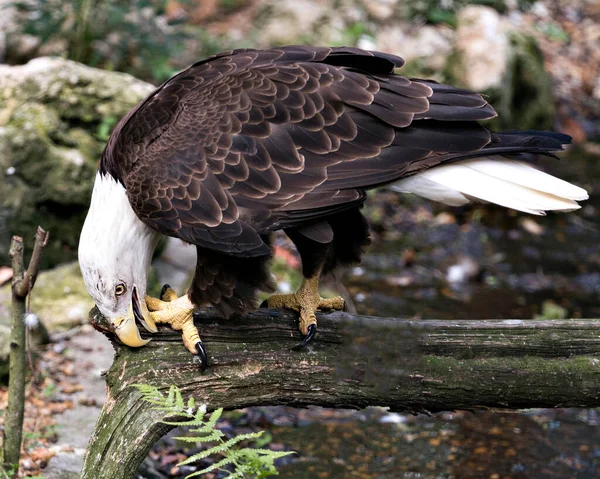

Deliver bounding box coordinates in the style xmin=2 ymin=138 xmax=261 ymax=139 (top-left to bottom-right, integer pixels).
xmin=178 ymin=438 xmax=249 ymax=466
xmin=172 ymin=430 xmax=223 ymax=443
xmin=242 ymin=449 xmax=294 ymax=458
xmin=174 ymin=386 xmax=185 ymax=409
xmin=176 ymin=443 xmax=227 ymax=465
xmin=135 ymin=384 xmax=295 ymax=478
xmin=166 ymin=385 xmax=176 ymax=405
xmin=204 ymin=408 xmax=223 ymax=429
xmin=185 ymin=451 xmax=244 ymax=477
xmin=133 ymin=384 xmax=162 ymax=400
xmin=218 ymin=431 xmax=264 ymax=449
xmin=162 ymin=415 xmax=206 ymax=427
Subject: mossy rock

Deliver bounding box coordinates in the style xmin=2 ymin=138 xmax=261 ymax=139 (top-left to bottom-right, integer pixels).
xmin=0 ymin=262 xmax=95 ymax=333
xmin=0 ymin=57 xmax=154 ymax=268
xmin=429 ymin=30 xmax=555 ymax=131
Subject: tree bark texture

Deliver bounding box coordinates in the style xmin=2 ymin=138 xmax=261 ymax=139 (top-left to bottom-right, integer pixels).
xmin=81 ymin=307 xmax=600 ymax=478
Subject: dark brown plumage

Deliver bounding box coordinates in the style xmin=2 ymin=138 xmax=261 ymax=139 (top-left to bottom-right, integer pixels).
xmin=99 ymin=45 xmax=570 ymax=317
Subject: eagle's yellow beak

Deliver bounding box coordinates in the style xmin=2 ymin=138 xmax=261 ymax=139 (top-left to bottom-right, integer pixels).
xmin=112 ymin=314 xmax=150 ymax=347
xmin=111 ymin=286 xmax=157 ymax=347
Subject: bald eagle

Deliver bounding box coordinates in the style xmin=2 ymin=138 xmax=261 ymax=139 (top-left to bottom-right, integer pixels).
xmin=78 ymin=46 xmax=587 ymax=370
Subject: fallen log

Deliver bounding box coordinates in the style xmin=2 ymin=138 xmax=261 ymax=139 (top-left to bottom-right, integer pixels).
xmin=81 ymin=308 xmax=600 ymax=478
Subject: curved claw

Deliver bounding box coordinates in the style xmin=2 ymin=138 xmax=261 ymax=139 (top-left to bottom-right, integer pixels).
xmin=259 ymin=299 xmax=269 ymax=309
xmin=195 ymin=341 xmax=208 ymax=372
xmin=291 ymin=323 xmax=317 ymax=351
xmin=160 ymin=284 xmax=172 ymax=301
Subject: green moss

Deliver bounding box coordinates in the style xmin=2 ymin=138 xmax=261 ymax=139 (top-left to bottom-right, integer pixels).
xmin=440 ymin=49 xmax=464 ymax=86
xmin=398 ymin=58 xmax=438 ymax=82
xmin=400 ymin=49 xmax=462 ymax=87
xmin=9 ymin=102 xmax=61 ymax=133
xmin=336 ymin=22 xmax=374 ymax=47
xmin=19 ymin=262 xmax=94 ymax=332
xmin=484 ymin=32 xmax=555 ymax=131
xmin=536 ymin=21 xmax=569 ymax=43
xmin=0 ymin=59 xmax=153 ymax=268
xmin=418 ymin=31 xmax=554 ymax=131
xmin=423 ymin=354 xmax=600 ymax=378
xmin=219 ymin=0 xmax=246 ymax=12
xmin=399 ymin=0 xmax=535 ymax=25
xmin=534 ymin=300 xmax=569 ymax=320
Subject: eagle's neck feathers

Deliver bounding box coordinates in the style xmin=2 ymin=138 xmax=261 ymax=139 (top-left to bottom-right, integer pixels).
xmin=78 ymin=172 xmax=160 ymax=303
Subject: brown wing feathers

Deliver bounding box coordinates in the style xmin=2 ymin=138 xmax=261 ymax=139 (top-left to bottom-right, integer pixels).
xmin=96 ymin=45 xmax=575 ymax=316
xmin=102 ymin=46 xmax=509 ymax=257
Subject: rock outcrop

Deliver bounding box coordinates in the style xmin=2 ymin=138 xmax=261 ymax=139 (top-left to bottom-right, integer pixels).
xmin=454 ymin=6 xmax=510 ymax=91
xmin=0 ymin=57 xmax=154 ymax=267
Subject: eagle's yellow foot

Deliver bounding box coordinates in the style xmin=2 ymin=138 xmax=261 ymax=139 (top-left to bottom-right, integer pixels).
xmin=262 ymin=276 xmax=345 ymax=350
xmin=145 ymin=285 xmax=208 ymax=371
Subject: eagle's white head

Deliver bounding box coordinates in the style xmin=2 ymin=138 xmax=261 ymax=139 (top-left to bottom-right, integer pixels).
xmin=78 ymin=172 xmax=160 ymax=346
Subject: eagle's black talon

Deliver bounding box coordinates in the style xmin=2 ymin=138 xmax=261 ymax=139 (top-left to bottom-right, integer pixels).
xmin=160 ymin=284 xmax=172 ymax=300
xmin=291 ymin=324 xmax=317 ymax=351
xmin=259 ymin=299 xmax=269 ymax=309
xmin=195 ymin=342 xmax=208 ymax=372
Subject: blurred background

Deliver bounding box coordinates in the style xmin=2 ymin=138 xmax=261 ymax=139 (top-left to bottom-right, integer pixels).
xmin=0 ymin=0 xmax=599 ymax=477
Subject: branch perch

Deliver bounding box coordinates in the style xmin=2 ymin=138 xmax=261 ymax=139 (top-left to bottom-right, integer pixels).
xmin=82 ymin=308 xmax=600 ymax=478
xmin=3 ymin=227 xmax=48 ymax=471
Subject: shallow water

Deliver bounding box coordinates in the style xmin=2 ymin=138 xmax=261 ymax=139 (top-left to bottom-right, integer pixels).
xmin=270 ymin=407 xmax=600 ymax=478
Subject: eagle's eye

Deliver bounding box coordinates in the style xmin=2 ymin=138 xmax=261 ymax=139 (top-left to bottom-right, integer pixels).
xmin=115 ymin=283 xmax=126 ymax=296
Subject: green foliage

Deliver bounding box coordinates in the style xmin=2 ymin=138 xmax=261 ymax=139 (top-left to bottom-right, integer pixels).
xmin=401 ymin=0 xmax=535 ymax=26
xmin=22 ymin=424 xmax=59 ymax=449
xmin=195 ymin=27 xmax=235 ymax=60
xmin=0 ymin=463 xmax=17 ymax=479
xmin=338 ymin=22 xmax=373 ymax=47
xmin=268 ymin=255 xmax=303 ymax=299
xmin=0 ymin=465 xmax=44 ymax=479
xmin=12 ymin=0 xmax=187 ymax=82
xmin=0 ymin=464 xmax=17 ymax=479
xmin=534 ymin=300 xmax=568 ymax=320
xmin=219 ymin=0 xmax=246 ymax=13
xmin=42 ymin=381 xmax=58 ymax=399
xmin=96 ymin=116 xmax=118 ymax=142
xmin=0 ymin=454 xmax=42 ymax=478
xmin=135 ymin=384 xmax=294 ymax=478
xmin=485 ymin=32 xmax=555 ymax=131
xmin=536 ymin=22 xmax=569 ymax=43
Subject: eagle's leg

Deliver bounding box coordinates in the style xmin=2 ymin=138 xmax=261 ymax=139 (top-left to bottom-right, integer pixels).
xmin=266 ymin=273 xmax=345 ymax=347
xmin=264 ymin=222 xmax=347 ymax=348
xmin=267 ymin=273 xmax=345 ymax=324
xmin=265 ymin=211 xmax=370 ymax=348
xmin=145 ymin=285 xmax=208 ymax=371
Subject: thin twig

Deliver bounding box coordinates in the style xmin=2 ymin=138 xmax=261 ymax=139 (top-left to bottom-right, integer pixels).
xmin=14 ymin=227 xmax=49 ymax=298
xmin=8 ymin=235 xmax=24 ymax=278
xmin=3 ymin=227 xmax=48 ymax=473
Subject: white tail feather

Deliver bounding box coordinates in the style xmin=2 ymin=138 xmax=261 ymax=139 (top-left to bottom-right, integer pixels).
xmin=392 ymin=157 xmax=588 ymax=215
